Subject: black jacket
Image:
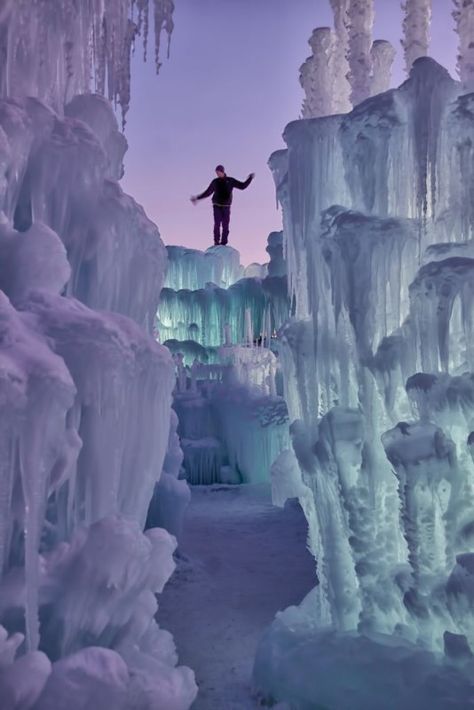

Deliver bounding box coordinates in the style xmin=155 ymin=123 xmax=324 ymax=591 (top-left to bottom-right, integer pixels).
xmin=197 ymin=174 xmax=253 ymax=206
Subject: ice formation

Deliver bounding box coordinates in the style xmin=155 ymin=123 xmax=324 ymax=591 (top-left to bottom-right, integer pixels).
xmin=0 ymin=1 xmax=199 ymax=708
xmin=328 ymin=0 xmax=352 ymax=113
xmin=158 ymin=236 xmax=288 ymax=349
xmin=0 ymin=0 xmax=174 ymax=123
xmin=453 ymin=0 xmax=474 ymax=91
xmin=347 ymin=0 xmax=375 ymax=106
xmin=371 ymin=40 xmax=396 ymax=96
xmin=173 ymin=368 xmax=289 ymax=486
xmin=300 ymin=28 xmax=337 ymax=119
xmin=255 ymin=54 xmax=474 ymax=709
xmin=401 ymin=0 xmax=433 ymax=74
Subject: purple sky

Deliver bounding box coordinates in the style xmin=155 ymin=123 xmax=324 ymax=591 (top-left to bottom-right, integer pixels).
xmin=122 ymin=0 xmax=458 ymax=266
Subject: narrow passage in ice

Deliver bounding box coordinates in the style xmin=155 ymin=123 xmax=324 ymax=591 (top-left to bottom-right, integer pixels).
xmin=158 ymin=484 xmax=314 ymax=710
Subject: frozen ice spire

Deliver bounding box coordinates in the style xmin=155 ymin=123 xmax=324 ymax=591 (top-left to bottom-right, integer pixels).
xmin=401 ymin=0 xmax=433 ymax=74
xmin=329 ymin=0 xmax=352 ymax=113
xmin=300 ymin=28 xmax=337 ymax=118
xmin=371 ymin=39 xmax=396 ymax=95
xmin=346 ymin=0 xmax=375 ymax=106
xmin=453 ymin=0 xmax=474 ymax=91
xmin=0 ymin=0 xmax=174 ymax=123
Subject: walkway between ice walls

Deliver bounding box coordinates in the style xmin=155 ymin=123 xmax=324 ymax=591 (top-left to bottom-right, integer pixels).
xmin=154 ymin=238 xmax=292 ymax=487
xmin=253 ymin=58 xmax=474 ymax=709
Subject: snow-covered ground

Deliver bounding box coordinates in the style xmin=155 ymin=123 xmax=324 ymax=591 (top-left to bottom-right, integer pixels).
xmin=158 ymin=484 xmax=315 ymax=709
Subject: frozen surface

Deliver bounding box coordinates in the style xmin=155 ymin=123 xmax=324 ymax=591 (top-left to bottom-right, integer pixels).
xmin=158 ymin=484 xmax=315 ymax=710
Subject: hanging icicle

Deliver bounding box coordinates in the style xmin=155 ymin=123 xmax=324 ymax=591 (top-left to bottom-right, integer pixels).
xmin=0 ymin=0 xmax=174 ymax=124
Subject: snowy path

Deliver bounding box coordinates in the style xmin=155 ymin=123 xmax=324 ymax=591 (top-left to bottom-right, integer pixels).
xmin=158 ymin=484 xmax=315 ymax=709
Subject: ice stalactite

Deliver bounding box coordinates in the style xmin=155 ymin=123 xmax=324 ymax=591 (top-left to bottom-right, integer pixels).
xmin=299 ymin=28 xmax=337 ymax=118
xmin=329 ymin=0 xmax=352 ymax=113
xmin=453 ymin=0 xmax=474 ymax=92
xmin=371 ymin=40 xmax=396 ymax=96
xmin=346 ymin=0 xmax=375 ymax=106
xmin=0 ymin=0 xmax=174 ymax=121
xmin=401 ymin=0 xmax=433 ymax=74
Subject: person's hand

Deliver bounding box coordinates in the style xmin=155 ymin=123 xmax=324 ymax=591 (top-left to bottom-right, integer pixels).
xmin=190 ymin=196 xmax=198 ymax=205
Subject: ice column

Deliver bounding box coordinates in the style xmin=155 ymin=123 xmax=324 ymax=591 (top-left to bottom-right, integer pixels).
xmin=401 ymin=0 xmax=433 ymax=74
xmin=329 ymin=0 xmax=352 ymax=113
xmin=453 ymin=0 xmax=474 ymax=92
xmin=371 ymin=40 xmax=396 ymax=95
xmin=346 ymin=0 xmax=375 ymax=106
xmin=300 ymin=28 xmax=337 ymax=118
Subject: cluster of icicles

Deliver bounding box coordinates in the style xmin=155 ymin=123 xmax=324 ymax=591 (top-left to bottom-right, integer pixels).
xmin=0 ymin=0 xmax=174 ymax=125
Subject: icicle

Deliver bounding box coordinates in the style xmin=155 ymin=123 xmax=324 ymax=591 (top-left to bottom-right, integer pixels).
xmin=370 ymin=40 xmax=396 ymax=96
xmin=245 ymin=308 xmax=254 ymax=347
xmin=153 ymin=0 xmax=174 ymax=73
xmin=402 ymin=0 xmax=433 ymax=74
xmin=453 ymin=0 xmax=474 ymax=92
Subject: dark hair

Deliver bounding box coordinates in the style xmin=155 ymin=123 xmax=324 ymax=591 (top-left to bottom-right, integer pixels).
xmin=215 ymin=164 xmax=225 ymax=173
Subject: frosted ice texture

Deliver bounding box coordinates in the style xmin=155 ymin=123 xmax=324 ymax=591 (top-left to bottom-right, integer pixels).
xmin=0 ymin=0 xmax=174 ymax=123
xmin=300 ymin=28 xmax=338 ymax=118
xmin=174 ymin=383 xmax=289 ymax=486
xmin=328 ymin=0 xmax=352 ymax=113
xmin=0 ymin=52 xmax=196 ymax=710
xmin=453 ymin=0 xmax=474 ymax=91
xmin=164 ymin=245 xmax=244 ymax=291
xmin=371 ymin=40 xmax=396 ymax=96
xmin=347 ymin=0 xmax=375 ymax=106
xmin=258 ymin=58 xmax=474 ymax=707
xmin=158 ymin=238 xmax=288 ymax=349
xmin=401 ymin=0 xmax=433 ymax=74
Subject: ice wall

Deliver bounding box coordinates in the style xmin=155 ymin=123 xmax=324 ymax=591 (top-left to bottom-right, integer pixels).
xmin=0 ymin=2 xmax=198 ymax=705
xmin=164 ymin=245 xmax=243 ymax=291
xmin=257 ymin=57 xmax=474 ymax=708
xmin=347 ymin=0 xmax=375 ymax=106
xmin=158 ymin=238 xmax=288 ymax=349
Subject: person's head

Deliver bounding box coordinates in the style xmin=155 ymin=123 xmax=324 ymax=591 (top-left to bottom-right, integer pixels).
xmin=215 ymin=164 xmax=226 ymax=177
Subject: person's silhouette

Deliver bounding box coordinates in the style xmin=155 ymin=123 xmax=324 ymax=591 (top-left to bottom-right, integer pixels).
xmin=191 ymin=165 xmax=255 ymax=246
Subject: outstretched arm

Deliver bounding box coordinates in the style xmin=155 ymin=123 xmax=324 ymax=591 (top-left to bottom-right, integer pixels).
xmin=231 ymin=173 xmax=255 ymax=190
xmin=191 ymin=180 xmax=215 ymax=204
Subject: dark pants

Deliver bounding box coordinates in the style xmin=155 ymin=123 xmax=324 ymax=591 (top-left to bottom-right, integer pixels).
xmin=213 ymin=205 xmax=231 ymax=245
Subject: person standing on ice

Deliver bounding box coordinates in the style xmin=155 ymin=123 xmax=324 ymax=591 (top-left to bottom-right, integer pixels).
xmin=190 ymin=165 xmax=255 ymax=246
